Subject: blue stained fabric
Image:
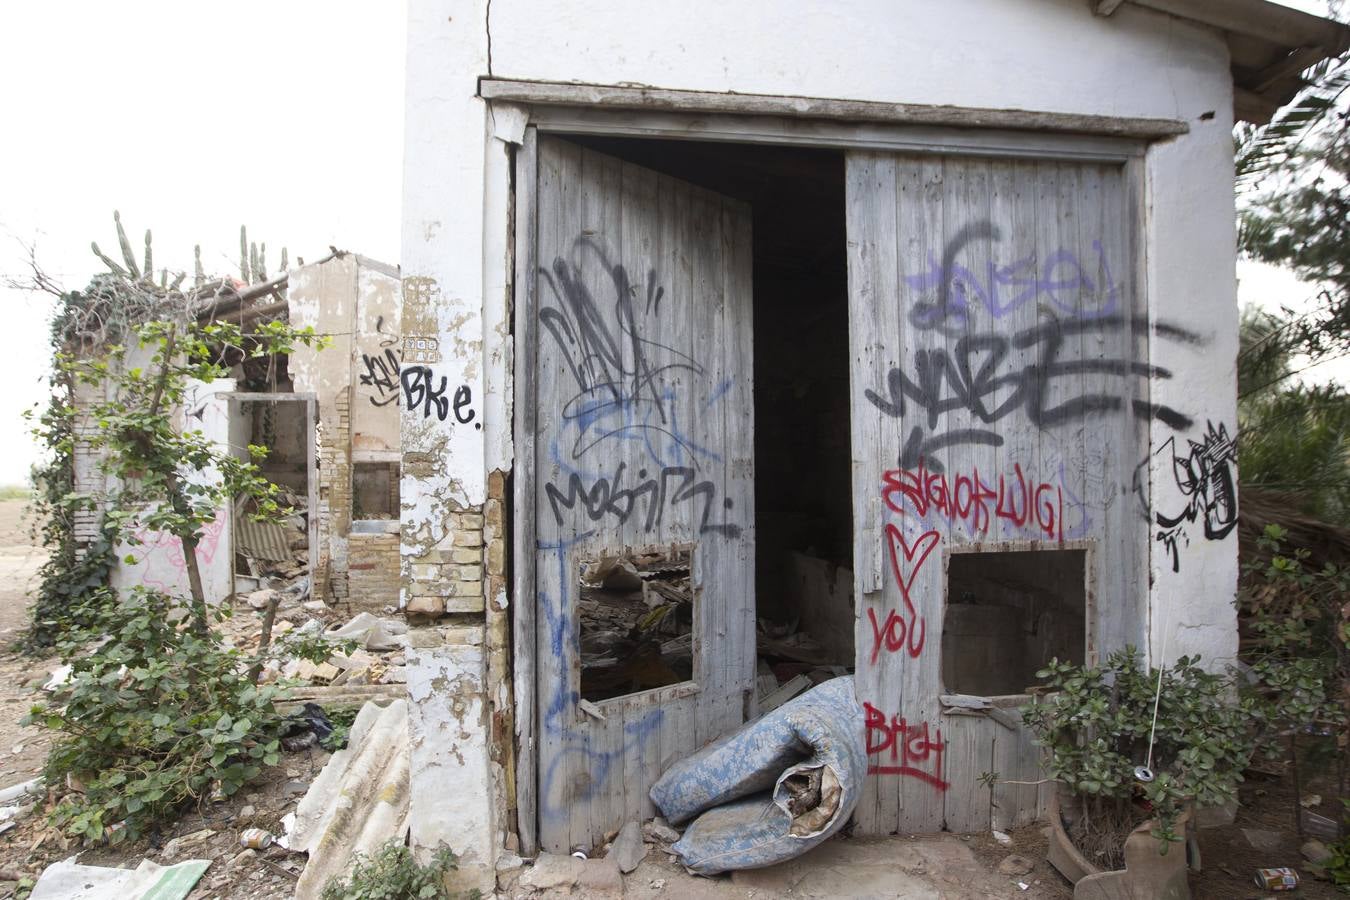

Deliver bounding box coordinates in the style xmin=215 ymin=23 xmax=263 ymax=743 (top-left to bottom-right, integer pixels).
xmin=649 ymin=676 xmax=866 ymax=875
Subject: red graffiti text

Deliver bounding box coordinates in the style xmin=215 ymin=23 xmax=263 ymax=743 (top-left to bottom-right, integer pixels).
xmin=863 ymin=702 xmax=949 ymax=790
xmin=882 ymin=458 xmax=1063 ymax=541
xmin=869 ymin=527 xmax=937 ymax=663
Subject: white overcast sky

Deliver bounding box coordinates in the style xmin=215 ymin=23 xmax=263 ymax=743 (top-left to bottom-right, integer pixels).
xmin=0 ymin=0 xmax=1341 ymax=485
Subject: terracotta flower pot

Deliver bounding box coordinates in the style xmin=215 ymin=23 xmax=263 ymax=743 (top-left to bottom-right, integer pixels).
xmin=1046 ymin=789 xmax=1192 ymax=900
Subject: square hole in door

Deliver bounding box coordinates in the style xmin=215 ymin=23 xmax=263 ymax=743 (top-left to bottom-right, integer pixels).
xmin=577 ymin=546 xmax=696 ymax=703
xmin=942 ymin=548 xmax=1087 ymax=697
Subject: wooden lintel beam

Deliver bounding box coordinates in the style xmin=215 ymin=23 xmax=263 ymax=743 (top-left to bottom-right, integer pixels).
xmin=1235 ymin=86 xmax=1284 ymax=125
xmin=1250 ymin=46 xmax=1325 ymax=94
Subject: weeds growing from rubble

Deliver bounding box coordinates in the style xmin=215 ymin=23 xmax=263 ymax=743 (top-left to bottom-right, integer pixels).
xmin=24 ymin=589 xmax=291 ymax=842
xmin=320 ymin=840 xmax=479 ymax=900
xmin=15 ymin=217 xmax=335 ymax=842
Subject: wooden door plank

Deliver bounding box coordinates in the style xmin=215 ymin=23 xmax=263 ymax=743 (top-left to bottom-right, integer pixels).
xmin=512 ymin=126 xmax=540 ymax=856
xmin=845 ymin=150 xmax=897 ymax=835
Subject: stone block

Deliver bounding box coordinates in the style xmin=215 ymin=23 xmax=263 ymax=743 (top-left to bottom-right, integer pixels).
xmin=406 ymin=595 xmax=445 ymax=618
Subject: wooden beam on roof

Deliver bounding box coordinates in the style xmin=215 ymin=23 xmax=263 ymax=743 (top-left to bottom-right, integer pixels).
xmin=1128 ymin=0 xmax=1350 ymax=53
xmin=1092 ymin=0 xmax=1127 ymax=16
xmin=479 ymin=79 xmax=1190 ymax=139
xmin=1249 ymin=45 xmax=1326 ymax=94
xmin=1235 ymin=86 xmax=1284 ymax=125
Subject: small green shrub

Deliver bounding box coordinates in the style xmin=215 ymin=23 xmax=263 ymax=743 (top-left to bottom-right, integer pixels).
xmin=24 ymin=588 xmax=288 ymax=843
xmin=321 ymin=840 xmax=477 ymax=900
xmin=1022 ymin=648 xmax=1253 ymax=849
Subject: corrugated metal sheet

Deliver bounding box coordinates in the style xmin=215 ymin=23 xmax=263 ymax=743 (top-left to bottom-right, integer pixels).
xmin=234 ymin=518 xmax=291 ymax=562
xmin=290 ymin=700 xmax=410 ymax=900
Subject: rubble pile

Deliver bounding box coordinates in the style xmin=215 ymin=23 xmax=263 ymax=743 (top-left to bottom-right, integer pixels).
xmin=578 ymin=550 xmax=695 ymax=701
xmin=754 ymin=617 xmax=850 ymax=712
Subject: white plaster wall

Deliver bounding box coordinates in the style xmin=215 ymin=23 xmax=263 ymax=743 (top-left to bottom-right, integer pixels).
xmin=489 ymin=0 xmax=1220 ymax=121
xmin=403 ymin=0 xmax=1243 ymax=856
xmin=111 ymin=377 xmax=235 ymax=604
xmin=400 ymin=0 xmax=489 ymax=515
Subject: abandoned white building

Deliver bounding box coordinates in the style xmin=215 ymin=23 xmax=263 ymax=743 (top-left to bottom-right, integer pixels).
xmin=390 ymin=0 xmax=1350 ymax=888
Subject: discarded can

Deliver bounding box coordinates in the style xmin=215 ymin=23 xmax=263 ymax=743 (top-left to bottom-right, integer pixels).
xmin=1254 ymin=867 xmax=1299 ymax=890
xmin=240 ymin=828 xmax=275 ymax=850
xmin=1133 ymin=765 xmax=1155 ymax=783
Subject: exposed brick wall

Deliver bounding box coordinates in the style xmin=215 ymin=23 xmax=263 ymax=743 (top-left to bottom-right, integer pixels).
xmin=404 ymin=508 xmax=484 ymax=618
xmin=316 ymin=387 xmax=353 ymax=601
xmin=347 ymin=532 xmax=401 ymax=612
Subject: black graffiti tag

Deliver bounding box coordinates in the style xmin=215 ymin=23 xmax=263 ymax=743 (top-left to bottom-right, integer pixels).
xmin=1154 ymin=421 xmax=1237 ymax=572
xmin=360 ymin=348 xmax=402 ymax=407
xmin=401 ymin=365 xmax=476 ymax=425
xmin=865 ymin=316 xmax=1201 ymax=469
xmin=539 ymin=237 xmax=713 ymax=463
xmin=545 ymin=463 xmax=740 ymax=538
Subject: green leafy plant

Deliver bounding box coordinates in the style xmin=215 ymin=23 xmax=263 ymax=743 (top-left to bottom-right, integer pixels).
xmin=320 ymin=840 xmax=477 ymax=900
xmin=24 ymin=588 xmax=286 ymax=842
xmin=1242 ymin=524 xmax=1349 ymax=839
xmin=1244 ymin=525 xmax=1350 ymax=737
xmin=1021 ymin=648 xmax=1253 ymax=857
xmin=320 ymin=706 xmax=360 ymax=752
xmin=14 ymin=215 xmax=330 ymax=842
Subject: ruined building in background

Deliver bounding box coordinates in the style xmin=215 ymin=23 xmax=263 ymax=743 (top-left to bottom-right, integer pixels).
xmin=72 ymin=252 xmax=403 ymax=615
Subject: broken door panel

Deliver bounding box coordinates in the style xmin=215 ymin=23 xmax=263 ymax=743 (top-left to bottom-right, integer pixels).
xmin=532 ymin=136 xmax=756 ymax=853
xmin=845 ymin=151 xmax=1146 ymax=835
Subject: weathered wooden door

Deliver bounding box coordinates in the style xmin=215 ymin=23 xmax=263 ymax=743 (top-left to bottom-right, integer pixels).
xmin=846 ymin=151 xmax=1156 ymax=834
xmin=529 ymin=136 xmax=756 ymax=853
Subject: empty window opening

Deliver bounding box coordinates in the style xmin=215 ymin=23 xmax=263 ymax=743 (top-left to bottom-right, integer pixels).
xmin=353 ymin=460 xmax=400 ymax=520
xmin=942 ymin=549 xmax=1087 ymax=697
xmin=566 ymin=136 xmax=855 ymax=707
xmin=577 ymin=547 xmax=695 ymax=703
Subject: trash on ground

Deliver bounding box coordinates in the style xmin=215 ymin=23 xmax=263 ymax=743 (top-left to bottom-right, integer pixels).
xmin=239 ymin=827 xmax=275 ymax=850
xmin=1254 ymin=866 xmax=1300 ymax=890
xmin=649 ymin=676 xmax=866 ymax=874
xmin=30 ymin=856 xmax=210 ymax=900
xmin=287 ymin=699 xmax=409 ymax=899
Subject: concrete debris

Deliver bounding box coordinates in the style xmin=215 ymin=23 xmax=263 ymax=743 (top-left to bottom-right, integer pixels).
xmin=287 ymin=700 xmax=410 ymax=900
xmin=1243 ymin=827 xmax=1284 ymax=852
xmin=992 ymin=830 xmax=1012 ymax=846
xmin=245 ymin=589 xmax=279 ymax=610
xmin=30 ymin=856 xmax=211 ymax=900
xmin=609 ymin=821 xmax=646 ymax=873
xmin=519 ymin=852 xmax=586 ymax=890
xmin=495 ymin=851 xmax=524 ymax=872
xmin=326 ymin=612 xmax=408 ymax=651
xmin=159 ymin=828 xmax=215 ymax=858
xmin=643 ymin=817 xmax=681 ymax=844
xmin=576 ymin=856 xmax=624 ymax=897
xmin=1303 ymin=839 xmax=1332 ymax=864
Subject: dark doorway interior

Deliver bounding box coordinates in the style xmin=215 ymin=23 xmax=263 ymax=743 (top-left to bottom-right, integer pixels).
xmin=943 ymin=548 xmax=1087 ymax=697
xmin=565 ymin=136 xmax=855 ymax=703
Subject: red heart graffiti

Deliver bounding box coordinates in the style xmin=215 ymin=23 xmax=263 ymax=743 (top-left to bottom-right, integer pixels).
xmin=885 ymin=525 xmax=939 ymax=603
xmin=884 ymin=526 xmax=939 ymax=658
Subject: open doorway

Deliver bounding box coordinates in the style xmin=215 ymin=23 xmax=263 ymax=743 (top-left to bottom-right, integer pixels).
xmin=226 ymin=394 xmax=317 ymax=596
xmin=562 ymin=136 xmax=854 ymax=711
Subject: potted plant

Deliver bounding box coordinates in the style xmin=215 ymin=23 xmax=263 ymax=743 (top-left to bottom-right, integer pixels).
xmin=1021 ymin=648 xmax=1253 ymax=899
